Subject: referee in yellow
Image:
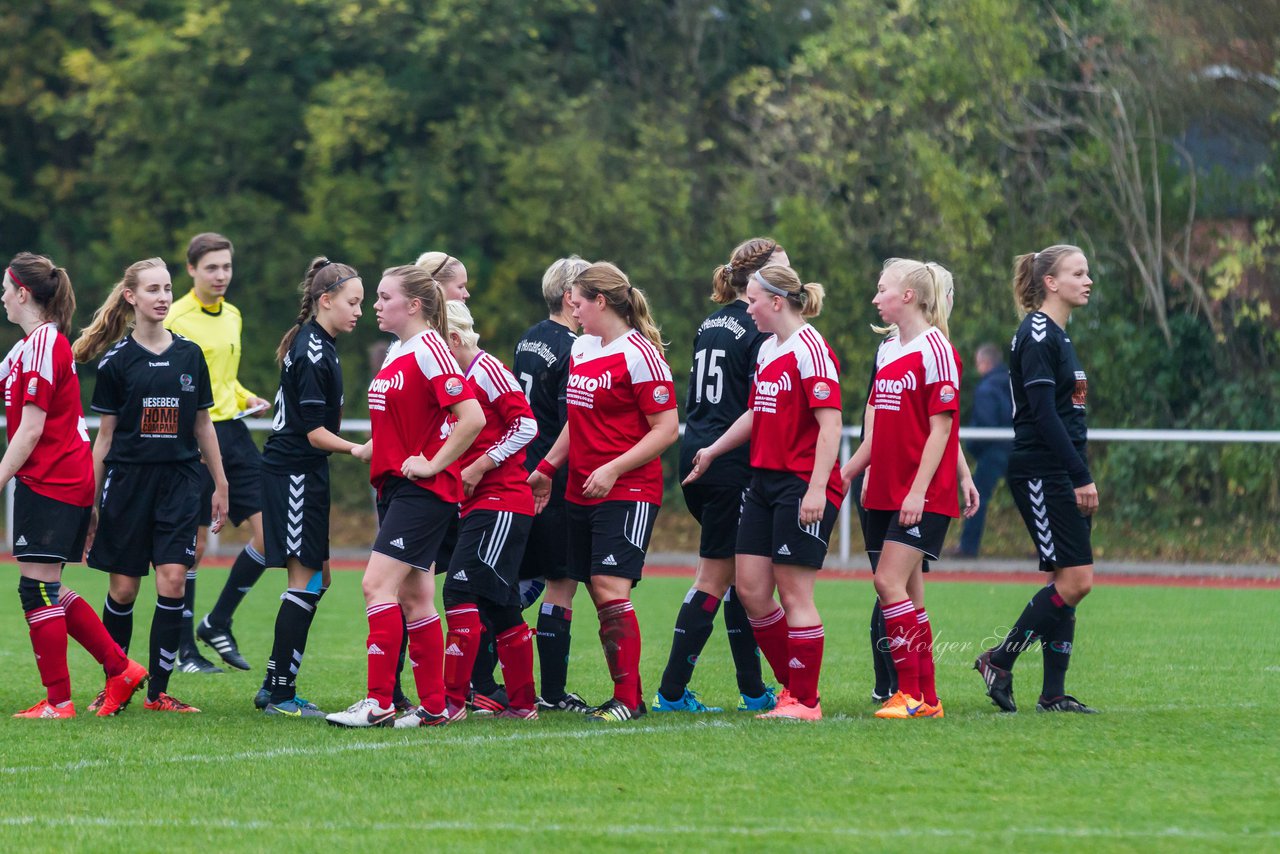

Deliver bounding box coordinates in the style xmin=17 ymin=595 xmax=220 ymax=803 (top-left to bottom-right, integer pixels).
xmin=164 ymin=232 xmax=271 ymax=674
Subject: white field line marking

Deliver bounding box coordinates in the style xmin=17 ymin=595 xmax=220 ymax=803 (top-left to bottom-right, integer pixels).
xmin=0 ymin=815 xmax=1275 ymax=840
xmin=0 ymin=719 xmax=733 ymax=776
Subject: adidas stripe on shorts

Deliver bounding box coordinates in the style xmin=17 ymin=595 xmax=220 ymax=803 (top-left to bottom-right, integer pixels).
xmin=566 ymin=500 xmax=659 ymax=583
xmin=443 ymin=509 xmax=534 ymax=608
xmin=1009 ymin=474 xmax=1093 ymax=571
xmin=262 ymin=463 xmax=330 ymax=572
xmin=861 ymin=508 xmax=951 ymax=563
xmin=735 ymin=469 xmax=838 ymax=569
xmin=372 ymin=476 xmax=458 ymax=572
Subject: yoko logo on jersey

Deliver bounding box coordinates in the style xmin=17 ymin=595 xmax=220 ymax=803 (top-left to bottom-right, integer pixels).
xmin=874 ymin=373 xmax=918 ymax=395
xmin=368 ymin=371 xmax=405 ymax=394
xmin=567 ymin=372 xmax=613 ymax=393
xmin=755 ymin=372 xmax=793 ymax=398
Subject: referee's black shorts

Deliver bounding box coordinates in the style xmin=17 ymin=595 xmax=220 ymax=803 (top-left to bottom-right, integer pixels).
xmin=88 ymin=461 xmax=202 ymax=576
xmin=200 ymin=419 xmax=263 ymax=526
xmin=262 ymin=462 xmax=330 ymax=571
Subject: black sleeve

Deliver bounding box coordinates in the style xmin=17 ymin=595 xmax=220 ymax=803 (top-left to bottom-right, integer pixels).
xmin=295 ymin=358 xmax=329 ymax=432
xmin=89 ymin=359 xmax=124 ymax=415
xmin=1025 ymin=383 xmax=1092 ymax=487
xmin=196 ymin=350 xmax=214 ymax=410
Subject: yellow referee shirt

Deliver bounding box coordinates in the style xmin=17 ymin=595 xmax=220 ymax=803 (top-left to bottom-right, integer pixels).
xmin=165 ymin=291 xmax=259 ymax=422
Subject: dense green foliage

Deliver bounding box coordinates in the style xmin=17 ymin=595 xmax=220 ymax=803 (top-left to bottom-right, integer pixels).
xmin=1 ymin=567 xmax=1277 ymax=848
xmin=2 ymin=1 xmax=1277 ymax=531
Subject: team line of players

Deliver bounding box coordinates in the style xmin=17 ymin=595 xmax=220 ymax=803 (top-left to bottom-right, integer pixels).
xmin=1 ymin=233 xmax=1099 ymax=723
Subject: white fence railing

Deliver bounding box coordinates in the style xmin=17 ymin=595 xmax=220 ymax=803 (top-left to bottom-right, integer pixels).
xmin=5 ymin=418 xmax=1280 ymax=560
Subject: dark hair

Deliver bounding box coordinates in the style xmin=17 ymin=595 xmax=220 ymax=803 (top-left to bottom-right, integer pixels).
xmin=276 ymin=257 xmax=359 ymax=364
xmin=382 ymin=264 xmax=448 ymax=337
xmin=711 ymin=237 xmax=783 ymax=305
xmin=573 ymin=261 xmax=665 ymax=354
xmin=1012 ymin=244 xmax=1083 ymax=316
xmin=976 ymin=342 xmax=1003 ymax=366
xmin=186 ymin=232 xmax=234 ymax=267
xmin=6 ymin=252 xmax=75 ymax=334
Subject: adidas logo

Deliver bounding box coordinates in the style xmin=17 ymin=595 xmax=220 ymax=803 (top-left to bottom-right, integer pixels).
xmin=905 ymin=526 xmax=921 ymax=538
xmin=367 ymin=644 xmax=386 ymax=656
xmin=15 ymin=535 xmax=27 ymax=547
xmin=452 ymin=570 xmax=468 ymax=581
xmin=602 ymin=554 xmax=618 ymax=566
xmin=445 ymin=643 xmax=464 ymax=657
xmin=777 ymin=544 xmax=791 ymax=556
xmin=788 ymin=657 xmax=806 ymax=669
xmin=390 ymin=537 xmax=405 ymax=549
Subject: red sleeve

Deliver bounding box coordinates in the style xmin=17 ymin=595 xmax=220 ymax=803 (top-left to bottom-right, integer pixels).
xmin=927 ymin=379 xmax=959 ymax=416
xmin=803 ymin=375 xmax=841 ymax=411
xmin=633 ymin=378 xmax=676 ymax=415
xmin=430 ymin=372 xmax=475 ymax=407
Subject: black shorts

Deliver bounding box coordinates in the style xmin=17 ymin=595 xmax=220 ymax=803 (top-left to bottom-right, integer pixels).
xmin=1010 ymin=474 xmax=1093 ymax=571
xmin=433 ymin=513 xmax=460 ymax=575
xmin=262 ymin=463 xmax=330 ymax=571
xmin=444 ymin=510 xmax=533 ymax=608
xmin=373 ymin=477 xmax=457 ymax=572
xmin=566 ymin=500 xmax=659 ymax=584
xmin=12 ymin=481 xmax=91 ymax=564
xmin=200 ymin=419 xmax=263 ymax=526
xmin=863 ymin=508 xmax=951 ymax=563
xmin=88 ymin=462 xmax=201 ymax=576
xmin=518 ymin=498 xmax=570 ymax=581
xmin=735 ymin=470 xmax=838 ymax=570
xmin=682 ymin=482 xmax=746 ymax=560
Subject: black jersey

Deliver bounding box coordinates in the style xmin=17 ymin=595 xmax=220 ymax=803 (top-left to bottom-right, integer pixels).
xmin=262 ymin=320 xmax=343 ymax=473
xmin=90 ymin=334 xmax=213 ymax=465
xmin=679 ymin=300 xmax=768 ymax=486
xmin=513 ymin=318 xmax=576 ymax=471
xmin=1008 ymin=311 xmax=1089 ymax=480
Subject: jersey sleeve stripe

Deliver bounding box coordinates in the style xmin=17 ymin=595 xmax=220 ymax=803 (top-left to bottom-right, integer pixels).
xmin=421 ymin=331 xmax=459 ymax=378
xmin=628 ymin=331 xmax=662 ymax=380
xmin=479 ymin=354 xmax=517 ymax=395
xmin=926 ymin=330 xmax=956 ymax=384
xmin=799 ymin=328 xmax=835 ymax=380
xmin=29 ymin=325 xmax=57 ymax=382
xmin=631 ymin=332 xmax=672 ymax=381
xmin=798 ymin=328 xmax=823 ymax=378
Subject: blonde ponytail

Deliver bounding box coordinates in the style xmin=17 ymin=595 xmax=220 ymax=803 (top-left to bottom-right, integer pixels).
xmin=72 ymin=257 xmax=165 ymax=362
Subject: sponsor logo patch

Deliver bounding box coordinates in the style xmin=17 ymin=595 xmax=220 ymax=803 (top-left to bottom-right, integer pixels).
xmin=444 ymin=377 xmax=464 ymax=396
xmin=652 ymin=386 xmax=670 ymax=405
xmin=812 ymin=381 xmax=831 ymax=401
xmin=939 ymin=384 xmax=955 ymax=404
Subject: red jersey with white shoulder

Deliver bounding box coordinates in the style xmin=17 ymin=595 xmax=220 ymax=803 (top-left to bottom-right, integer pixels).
xmin=865 ymin=326 xmax=962 ymax=517
xmin=749 ymin=323 xmax=844 ymax=507
xmin=367 ymin=329 xmax=476 ymax=502
xmin=2 ymin=323 xmax=93 ymax=506
xmin=459 ymin=350 xmax=537 ymax=517
xmin=566 ymin=329 xmax=676 ymax=506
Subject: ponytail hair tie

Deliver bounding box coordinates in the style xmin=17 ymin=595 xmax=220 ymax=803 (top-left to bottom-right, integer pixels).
xmin=316 ymin=258 xmax=333 ymax=269
xmin=724 ymin=263 xmax=735 ymax=274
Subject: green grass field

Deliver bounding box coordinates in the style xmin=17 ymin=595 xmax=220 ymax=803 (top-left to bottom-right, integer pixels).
xmin=1 ymin=564 xmax=1276 ymax=852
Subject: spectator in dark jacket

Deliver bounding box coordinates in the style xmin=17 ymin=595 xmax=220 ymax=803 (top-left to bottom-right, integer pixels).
xmin=955 ymin=343 xmax=1012 ymax=557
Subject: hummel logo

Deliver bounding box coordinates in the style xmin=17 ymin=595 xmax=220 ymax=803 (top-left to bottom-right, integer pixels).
xmin=390 ymin=537 xmax=405 ymax=549
xmin=15 ymin=535 xmax=26 ymax=547
xmin=602 ymin=554 xmax=618 ymax=566
xmin=906 ymin=526 xmax=921 ymax=538
xmin=445 ymin=643 xmax=463 ymax=657
xmin=452 ymin=570 xmax=468 ymax=581
xmin=367 ymin=644 xmax=386 ymax=656
xmin=788 ymin=657 xmax=805 ymax=669
xmin=777 ymin=544 xmax=791 ymax=556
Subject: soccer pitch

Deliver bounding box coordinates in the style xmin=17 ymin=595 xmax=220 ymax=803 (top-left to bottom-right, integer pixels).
xmin=1 ymin=565 xmax=1276 ymax=851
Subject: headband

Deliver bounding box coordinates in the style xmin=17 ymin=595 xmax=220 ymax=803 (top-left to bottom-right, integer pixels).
xmin=752 ymin=269 xmax=792 ymax=299
xmin=5 ymin=266 xmax=28 ymax=290
xmin=325 ymin=273 xmax=358 ymax=293
xmin=430 ymin=255 xmax=452 ymax=278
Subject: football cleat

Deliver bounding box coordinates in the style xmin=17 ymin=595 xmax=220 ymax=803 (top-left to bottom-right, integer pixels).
xmin=143 ymin=693 xmax=201 ymax=713
xmin=738 ymin=686 xmax=778 ymax=712
xmin=325 ymin=697 xmax=396 ymax=728
xmin=87 ymin=689 xmax=107 ymax=714
xmin=253 ymin=687 xmax=271 ymax=710
xmin=265 ymin=698 xmax=326 ymax=718
xmin=919 ymin=700 xmax=945 ymax=718
xmin=13 ymin=699 xmax=76 ymax=719
xmin=1037 ymin=694 xmax=1099 ymax=714
xmin=445 ymin=699 xmax=468 ymax=723
xmin=394 ymin=706 xmax=450 ymax=728
xmin=587 ymin=698 xmax=644 ymax=722
xmin=873 ymin=691 xmax=929 ymax=719
xmin=177 ymin=646 xmax=224 ymax=674
xmin=97 ymin=658 xmax=148 ymax=717
xmin=757 ymin=696 xmax=822 ymax=721
xmin=392 ymin=686 xmax=415 ymax=713
xmin=536 ymin=692 xmax=595 ymax=714
xmin=196 ymin=617 xmax=251 ymax=671
xmin=974 ymin=650 xmax=1017 ymax=713
xmin=871 ymin=688 xmax=894 ymax=703
xmin=468 ymin=685 xmax=509 ymax=716
xmin=652 ymin=688 xmax=722 ymax=713
xmin=495 ymin=706 xmax=539 ymax=720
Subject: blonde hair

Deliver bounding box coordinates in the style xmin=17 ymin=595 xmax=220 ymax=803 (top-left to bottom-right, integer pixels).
xmin=573 ymin=262 xmax=665 ymax=354
xmin=541 ymin=256 xmax=590 ymax=315
xmin=414 ymin=251 xmax=465 ymax=292
xmin=753 ymin=264 xmax=825 ymax=318
xmin=871 ymin=258 xmax=954 ymax=339
xmin=445 ymin=299 xmax=480 ymax=350
xmin=712 ymin=237 xmax=783 ymax=305
xmin=72 ymin=257 xmax=166 ymax=363
xmin=382 ymin=264 xmax=448 ymax=337
xmin=1013 ymin=244 xmax=1083 ymax=316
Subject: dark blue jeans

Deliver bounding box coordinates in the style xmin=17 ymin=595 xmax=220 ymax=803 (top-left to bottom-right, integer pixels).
xmin=959 ymin=449 xmax=1009 ymax=556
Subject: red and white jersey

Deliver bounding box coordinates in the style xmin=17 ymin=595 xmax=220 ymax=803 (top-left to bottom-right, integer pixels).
xmin=367 ymin=329 xmax=476 ymax=502
xmin=458 ymin=350 xmax=537 ymax=517
xmin=865 ymin=326 xmax=962 ymax=517
xmin=2 ymin=323 xmax=93 ymax=506
xmin=566 ymin=330 xmax=676 ymax=505
xmin=749 ymin=323 xmax=844 ymax=506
